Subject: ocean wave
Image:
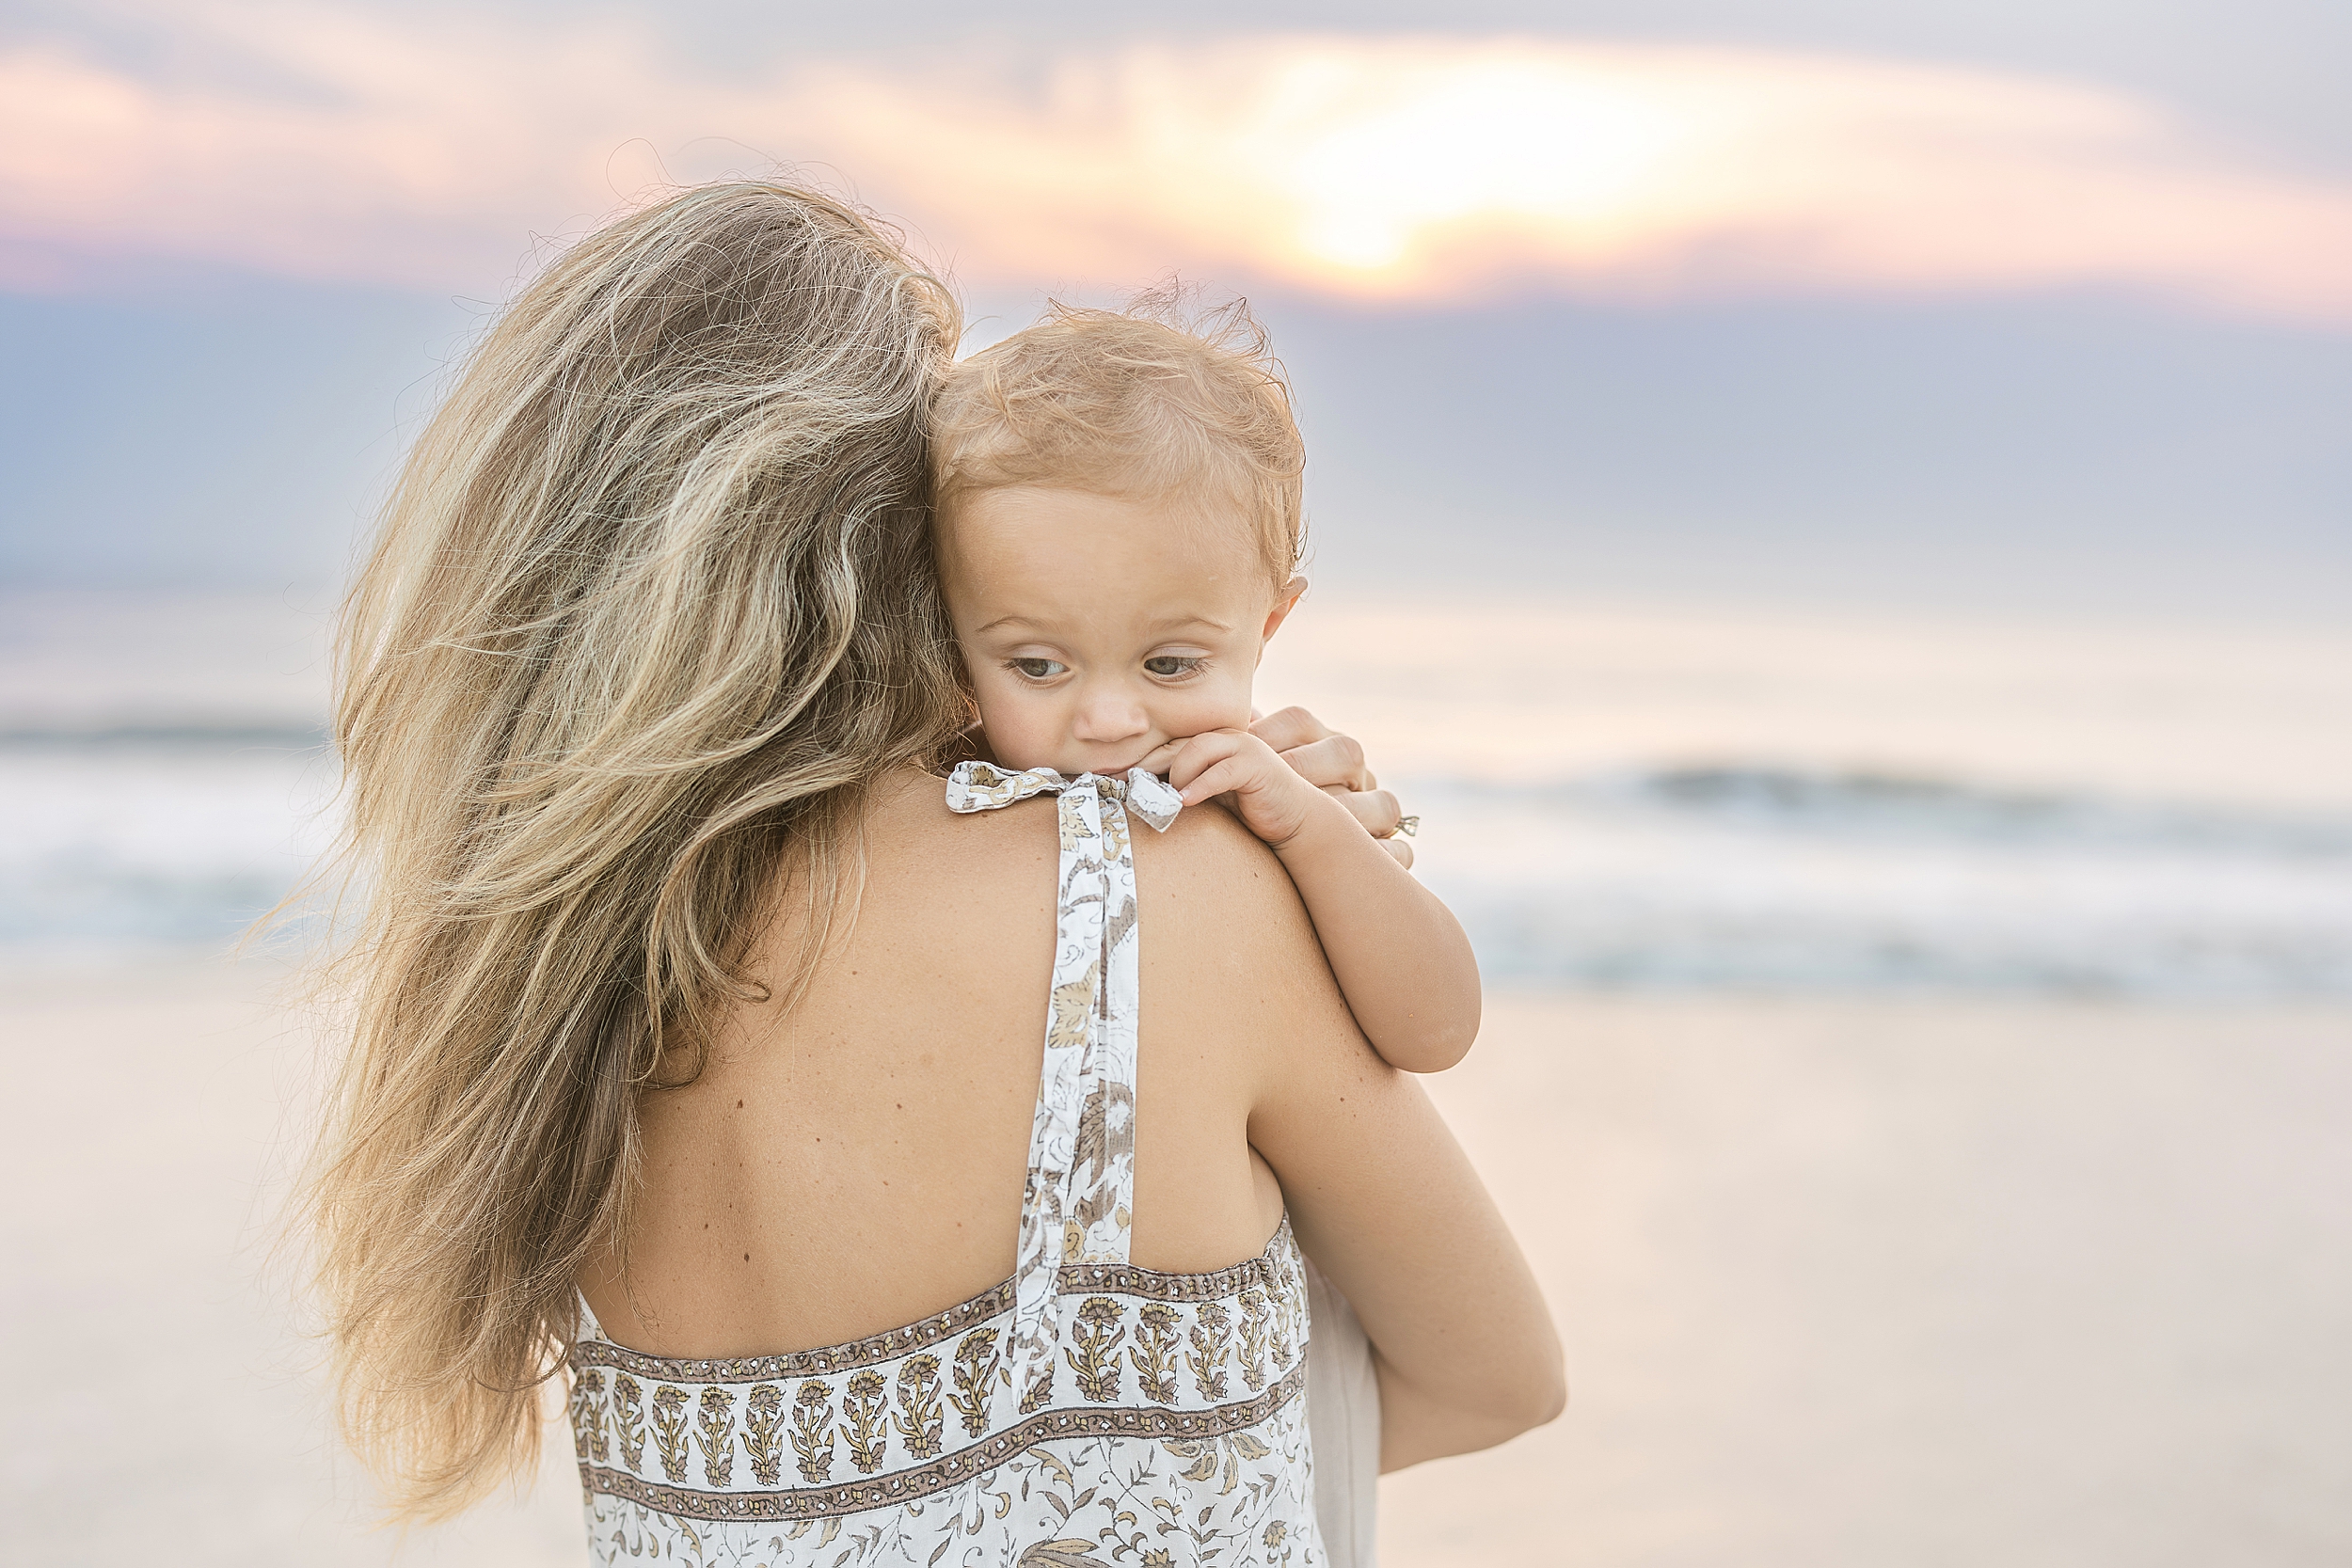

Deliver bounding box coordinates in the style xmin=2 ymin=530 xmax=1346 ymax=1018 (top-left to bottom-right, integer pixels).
xmin=0 ymin=850 xmax=296 ymax=945
xmin=0 ymin=741 xmax=338 ymax=950
xmin=1403 ymin=768 xmax=2352 ymax=998
xmin=1465 ymin=765 xmax=2352 ymax=859
xmin=1453 ymin=891 xmax=2352 ymax=998
xmin=0 ymin=721 xmax=328 ymax=752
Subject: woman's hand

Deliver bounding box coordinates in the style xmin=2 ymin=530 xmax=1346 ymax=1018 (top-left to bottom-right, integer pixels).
xmin=1248 ymin=706 xmax=1414 ymax=868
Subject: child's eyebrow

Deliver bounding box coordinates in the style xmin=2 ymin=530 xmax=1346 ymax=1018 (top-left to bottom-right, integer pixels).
xmin=970 ymin=612 xmax=1235 ymax=636
xmin=972 ymin=614 xmax=1045 ymax=636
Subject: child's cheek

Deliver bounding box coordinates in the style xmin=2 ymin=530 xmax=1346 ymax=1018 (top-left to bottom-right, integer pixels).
xmin=1219 ymin=660 xmax=1261 ymax=727
xmin=974 ymin=678 xmax=1057 ymax=770
xmin=1174 ymin=668 xmax=1255 ymax=735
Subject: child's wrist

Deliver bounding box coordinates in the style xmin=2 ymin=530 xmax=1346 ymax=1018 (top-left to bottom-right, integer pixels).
xmin=1267 ymin=787 xmax=1361 ymax=861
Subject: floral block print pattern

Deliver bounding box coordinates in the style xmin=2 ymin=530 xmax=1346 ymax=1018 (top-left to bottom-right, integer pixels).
xmin=569 ymin=768 xmax=1322 ymax=1565
xmin=573 ymin=1241 xmax=1315 ymax=1560
xmin=944 ymin=768 xmax=1181 ymax=1371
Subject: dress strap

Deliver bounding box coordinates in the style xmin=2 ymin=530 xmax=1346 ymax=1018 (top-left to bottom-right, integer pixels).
xmin=945 ymin=762 xmax=1182 ymax=1412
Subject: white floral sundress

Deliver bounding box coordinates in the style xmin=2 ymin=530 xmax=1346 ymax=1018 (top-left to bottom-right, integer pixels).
xmin=568 ymin=764 xmax=1324 ymax=1566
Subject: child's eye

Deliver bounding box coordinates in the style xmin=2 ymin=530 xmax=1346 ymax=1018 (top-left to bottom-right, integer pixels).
xmin=1009 ymin=657 xmax=1067 ymax=681
xmin=1144 ymin=656 xmax=1203 ymax=678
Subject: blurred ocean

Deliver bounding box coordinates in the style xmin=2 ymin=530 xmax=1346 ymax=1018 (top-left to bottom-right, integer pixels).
xmin=5 ymin=588 xmax=2349 ymax=997
xmin=0 ymin=591 xmax=341 ymax=960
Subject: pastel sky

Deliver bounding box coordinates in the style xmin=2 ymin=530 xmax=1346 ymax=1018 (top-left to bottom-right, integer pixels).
xmin=8 ymin=7 xmax=2352 ymax=320
xmin=2 ymin=0 xmax=2347 ymax=620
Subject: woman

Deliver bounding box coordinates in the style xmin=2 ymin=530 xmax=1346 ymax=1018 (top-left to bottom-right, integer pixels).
xmin=310 ymin=182 xmax=1561 ymax=1562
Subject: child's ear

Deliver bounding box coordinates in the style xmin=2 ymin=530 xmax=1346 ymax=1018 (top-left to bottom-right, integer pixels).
xmin=1258 ymin=576 xmax=1310 ymax=647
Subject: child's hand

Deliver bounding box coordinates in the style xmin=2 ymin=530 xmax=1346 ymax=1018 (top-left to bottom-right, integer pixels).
xmin=1140 ymin=729 xmax=1337 ymax=849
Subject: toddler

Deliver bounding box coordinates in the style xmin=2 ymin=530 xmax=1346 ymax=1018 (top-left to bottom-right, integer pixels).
xmin=930 ymin=295 xmax=1484 ymax=1566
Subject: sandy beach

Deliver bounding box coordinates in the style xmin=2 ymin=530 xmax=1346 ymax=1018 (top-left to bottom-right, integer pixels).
xmin=1391 ymin=993 xmax=2352 ymax=1566
xmin=6 ymin=964 xmax=2345 ymax=1564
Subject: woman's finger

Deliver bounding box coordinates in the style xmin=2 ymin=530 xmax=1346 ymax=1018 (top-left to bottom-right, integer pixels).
xmin=1274 ymin=732 xmax=1371 ymax=792
xmin=1248 ymin=705 xmax=1333 ymax=754
xmin=1334 ymin=787 xmax=1403 ymax=839
xmin=1377 ymin=836 xmax=1416 ymax=870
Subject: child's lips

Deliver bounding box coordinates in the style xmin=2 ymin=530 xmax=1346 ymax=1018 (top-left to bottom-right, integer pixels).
xmin=1068 ymin=745 xmax=1162 ymax=778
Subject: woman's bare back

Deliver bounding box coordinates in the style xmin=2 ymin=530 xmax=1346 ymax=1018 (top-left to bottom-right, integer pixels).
xmin=581 ymin=765 xmax=1309 ymax=1357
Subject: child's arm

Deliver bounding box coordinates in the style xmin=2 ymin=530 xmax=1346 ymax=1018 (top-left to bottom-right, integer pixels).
xmin=1148 ymin=727 xmax=1480 ymax=1072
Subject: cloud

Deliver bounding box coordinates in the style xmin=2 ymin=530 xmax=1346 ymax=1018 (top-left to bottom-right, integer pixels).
xmin=7 ymin=8 xmax=2352 ymax=323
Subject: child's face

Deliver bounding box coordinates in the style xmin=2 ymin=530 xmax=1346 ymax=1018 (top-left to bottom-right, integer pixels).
xmin=938 ymin=485 xmax=1301 ymax=778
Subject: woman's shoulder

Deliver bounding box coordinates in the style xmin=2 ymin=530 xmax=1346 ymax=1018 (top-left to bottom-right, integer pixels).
xmin=863 ymin=768 xmax=1295 ymax=890
xmin=1138 ymin=791 xmax=1321 ymax=931
xmin=858 ymin=766 xmax=1332 ymax=983
xmin=1135 ymin=794 xmax=1361 ymax=1050
xmin=859 ymin=764 xmax=1056 ymax=878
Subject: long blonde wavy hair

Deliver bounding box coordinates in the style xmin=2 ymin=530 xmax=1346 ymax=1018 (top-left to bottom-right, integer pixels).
xmin=306 ymin=182 xmax=967 ymax=1520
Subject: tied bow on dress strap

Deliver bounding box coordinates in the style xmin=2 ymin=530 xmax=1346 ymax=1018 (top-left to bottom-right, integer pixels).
xmin=944 ymin=761 xmax=1184 ymax=830
xmin=943 ymin=761 xmax=1184 ymax=1420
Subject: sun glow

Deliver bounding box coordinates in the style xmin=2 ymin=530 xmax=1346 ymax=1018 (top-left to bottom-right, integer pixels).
xmin=1273 ymin=56 xmax=1689 ymax=274
xmin=5 ymin=14 xmax=2351 ymax=323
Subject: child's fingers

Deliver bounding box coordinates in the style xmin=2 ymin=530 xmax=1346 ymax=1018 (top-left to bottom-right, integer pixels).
xmin=1176 ymin=753 xmax=1265 ymax=806
xmin=1163 ymin=730 xmax=1245 ymax=790
xmin=1135 ymin=736 xmax=1187 ymax=777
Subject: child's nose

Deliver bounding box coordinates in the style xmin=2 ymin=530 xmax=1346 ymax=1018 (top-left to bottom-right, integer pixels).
xmin=1070 ymin=683 xmax=1150 ymax=744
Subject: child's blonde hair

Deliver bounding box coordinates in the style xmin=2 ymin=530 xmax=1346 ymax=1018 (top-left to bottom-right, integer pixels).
xmin=932 ymin=288 xmax=1307 ymax=587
